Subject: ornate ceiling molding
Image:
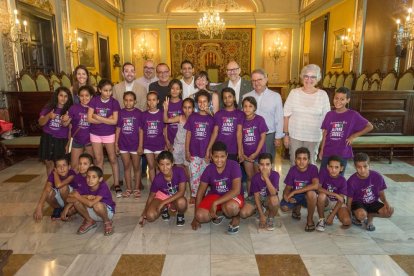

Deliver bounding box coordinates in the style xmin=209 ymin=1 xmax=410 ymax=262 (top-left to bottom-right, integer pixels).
xmin=158 ymin=0 xmax=265 ymax=14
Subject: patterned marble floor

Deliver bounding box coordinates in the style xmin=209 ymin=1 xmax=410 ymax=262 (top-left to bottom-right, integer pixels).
xmin=1 ymin=156 xmax=414 ymax=276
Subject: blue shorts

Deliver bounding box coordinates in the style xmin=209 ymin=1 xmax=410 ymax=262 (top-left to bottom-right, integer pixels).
xmin=53 ymin=186 xmax=73 ymax=208
xmin=87 ymin=204 xmax=114 ymax=221
xmin=72 ymin=140 xmax=92 ymax=149
xmin=280 ymin=193 xmax=307 ymax=209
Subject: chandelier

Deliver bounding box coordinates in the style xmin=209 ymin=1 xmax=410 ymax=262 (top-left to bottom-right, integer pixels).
xmin=268 ymin=37 xmax=287 ymax=63
xmin=134 ymin=35 xmax=154 ymax=60
xmin=2 ymin=9 xmax=29 ymax=45
xmin=66 ymin=29 xmax=84 ymax=54
xmin=395 ymin=7 xmax=414 ymax=52
xmin=341 ymin=28 xmax=359 ymax=54
xmin=197 ymin=10 xmax=226 ymax=38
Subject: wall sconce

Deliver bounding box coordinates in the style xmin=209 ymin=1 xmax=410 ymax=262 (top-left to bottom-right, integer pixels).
xmin=341 ymin=28 xmax=359 ymax=54
xmin=268 ymin=37 xmax=287 ymax=63
xmin=2 ymin=9 xmax=29 ymax=45
xmin=65 ymin=29 xmax=84 ymax=54
xmin=394 ymin=8 xmax=414 ymax=54
xmin=134 ymin=35 xmax=154 ymax=61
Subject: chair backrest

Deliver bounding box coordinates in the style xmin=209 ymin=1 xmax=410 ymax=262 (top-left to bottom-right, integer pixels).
xmin=35 ymin=73 xmax=51 ymax=91
xmin=396 ymin=68 xmax=414 ymax=90
xmin=89 ymin=74 xmax=97 ymax=86
xmin=354 ymin=73 xmax=367 ymax=90
xmin=369 ymin=79 xmax=380 ymax=91
xmin=18 ymin=73 xmax=37 ymax=92
xmin=343 ymin=72 xmax=354 ymax=90
xmin=49 ymin=73 xmax=61 ymax=88
xmin=60 ymin=74 xmax=72 ymax=89
xmin=371 ymin=71 xmax=381 ymax=81
xmin=335 ymin=72 xmax=345 ymax=88
xmin=322 ymin=73 xmax=331 ymax=88
xmin=380 ymin=71 xmax=397 ymax=91
xmin=362 ymin=78 xmax=369 ymax=91
xmin=329 ymin=74 xmax=337 ymax=88
xmin=51 ymin=80 xmax=61 ymax=90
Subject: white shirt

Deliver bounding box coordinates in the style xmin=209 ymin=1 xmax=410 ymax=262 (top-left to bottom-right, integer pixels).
xmin=181 ymin=77 xmax=197 ymax=99
xmin=243 ymin=88 xmax=284 ymax=139
xmin=125 ymin=82 xmax=134 ymax=91
xmin=137 ymin=76 xmax=158 ymax=92
xmin=283 ymin=88 xmax=331 ymax=142
xmin=228 ymin=77 xmax=242 ymax=104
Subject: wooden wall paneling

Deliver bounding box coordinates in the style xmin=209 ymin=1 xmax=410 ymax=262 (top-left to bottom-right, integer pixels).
xmin=309 ymin=13 xmax=330 ymax=75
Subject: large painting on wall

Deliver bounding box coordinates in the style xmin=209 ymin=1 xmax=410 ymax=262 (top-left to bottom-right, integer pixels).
xmin=332 ymin=29 xmax=345 ymax=68
xmin=169 ymin=28 xmax=252 ymax=82
xmin=77 ymin=29 xmax=95 ymax=69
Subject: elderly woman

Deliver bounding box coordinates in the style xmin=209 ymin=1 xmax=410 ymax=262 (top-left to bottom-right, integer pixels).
xmin=283 ymin=64 xmax=331 ymax=165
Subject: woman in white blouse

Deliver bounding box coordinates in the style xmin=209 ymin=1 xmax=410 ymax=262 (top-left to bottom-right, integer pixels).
xmin=283 ymin=64 xmax=331 ymax=165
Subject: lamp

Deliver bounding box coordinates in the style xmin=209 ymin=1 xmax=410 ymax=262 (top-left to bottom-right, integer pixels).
xmin=65 ymin=29 xmax=84 ymax=54
xmin=2 ymin=9 xmax=29 ymax=45
xmin=134 ymin=35 xmax=154 ymax=61
xmin=394 ymin=8 xmax=414 ymax=55
xmin=196 ymin=0 xmax=226 ymax=38
xmin=341 ymin=28 xmax=359 ymax=54
xmin=268 ymin=37 xmax=287 ymax=63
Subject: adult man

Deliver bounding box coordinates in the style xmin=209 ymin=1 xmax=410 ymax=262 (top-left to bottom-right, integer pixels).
xmin=149 ymin=63 xmax=171 ymax=109
xmin=136 ymin=60 xmax=158 ymax=92
xmin=113 ymin=62 xmax=147 ymax=111
xmin=214 ymin=61 xmax=253 ymax=106
xmin=180 ymin=60 xmax=197 ymax=99
xmin=243 ymin=69 xmax=284 ymax=157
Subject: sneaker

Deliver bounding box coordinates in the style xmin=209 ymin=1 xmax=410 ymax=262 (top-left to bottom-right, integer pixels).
xmin=316 ymin=218 xmax=326 ymax=232
xmin=266 ymin=217 xmax=275 ymax=231
xmin=51 ymin=208 xmax=63 ymax=220
xmin=161 ymin=208 xmax=170 ymax=221
xmin=227 ymin=224 xmax=239 ymax=235
xmin=352 ymin=216 xmax=363 ymax=226
xmin=176 ymin=214 xmax=185 ymax=226
xmin=211 ymin=215 xmax=224 ymax=225
xmin=363 ymin=218 xmax=376 ymax=231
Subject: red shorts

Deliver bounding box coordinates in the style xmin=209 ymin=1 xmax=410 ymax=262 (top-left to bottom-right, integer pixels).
xmin=198 ymin=194 xmax=244 ymax=211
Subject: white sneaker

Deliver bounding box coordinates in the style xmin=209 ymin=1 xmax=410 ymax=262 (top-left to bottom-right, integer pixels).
xmin=316 ymin=218 xmax=326 ymax=232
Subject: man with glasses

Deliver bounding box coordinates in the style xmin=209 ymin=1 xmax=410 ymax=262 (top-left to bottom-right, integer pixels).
xmin=149 ymin=63 xmax=171 ymax=109
xmin=180 ymin=60 xmax=197 ymax=99
xmin=137 ymin=60 xmax=158 ymax=92
xmin=214 ymin=61 xmax=252 ymax=107
xmin=243 ymin=69 xmax=284 ymax=158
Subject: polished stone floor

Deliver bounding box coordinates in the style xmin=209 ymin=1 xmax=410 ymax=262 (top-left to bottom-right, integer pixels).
xmin=1 ymin=156 xmax=414 ymax=275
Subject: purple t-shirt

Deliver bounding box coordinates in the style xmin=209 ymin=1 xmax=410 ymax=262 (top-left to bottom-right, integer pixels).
xmin=284 ymin=164 xmax=319 ymax=191
xmin=40 ymin=107 xmax=69 ymax=139
xmin=141 ymin=109 xmax=165 ymax=151
xmin=214 ymin=109 xmax=245 ymax=155
xmin=200 ymin=160 xmax=242 ymax=196
xmin=71 ymin=172 xmax=88 ymax=191
xmin=68 ymin=104 xmax=91 ymax=145
xmin=242 ymin=115 xmax=268 ymax=157
xmin=47 ymin=169 xmax=76 ymax=188
xmin=117 ymin=108 xmax=141 ymax=152
xmin=184 ymin=112 xmax=214 ymax=158
xmin=88 ymin=96 xmax=120 ymax=136
xmin=319 ymin=169 xmax=347 ymax=201
xmin=79 ymin=181 xmax=116 ymax=212
xmin=321 ymin=109 xmax=369 ymax=158
xmin=150 ymin=166 xmax=187 ymax=195
xmin=166 ymin=100 xmax=183 ymax=145
xmin=250 ymin=170 xmax=280 ymax=197
xmin=347 ymin=170 xmax=386 ymax=204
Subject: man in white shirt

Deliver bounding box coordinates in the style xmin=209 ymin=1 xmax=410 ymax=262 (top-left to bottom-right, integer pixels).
xmin=243 ymin=69 xmax=284 ymax=157
xmin=136 ymin=60 xmax=158 ymax=92
xmin=214 ymin=61 xmax=253 ymax=107
xmin=180 ymin=60 xmax=197 ymax=99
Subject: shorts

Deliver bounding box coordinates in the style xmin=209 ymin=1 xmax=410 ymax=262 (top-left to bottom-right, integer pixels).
xmin=52 ymin=186 xmax=73 ymax=208
xmin=280 ymin=193 xmax=307 ymax=209
xmin=198 ymin=194 xmax=244 ymax=211
xmin=351 ymin=201 xmax=384 ymax=214
xmin=87 ymin=204 xmax=114 ymax=221
xmin=90 ymin=133 xmax=115 ymax=144
xmin=120 ymin=150 xmax=138 ymax=154
xmin=72 ymin=140 xmax=92 ymax=149
xmin=38 ymin=132 xmax=68 ymax=161
xmin=326 ymin=198 xmax=346 ymax=210
xmin=144 ymin=149 xmax=162 ymax=154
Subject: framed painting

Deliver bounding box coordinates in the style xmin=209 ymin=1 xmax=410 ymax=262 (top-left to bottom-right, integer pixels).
xmin=332 ymin=28 xmax=345 ymax=68
xmin=77 ymin=29 xmax=95 ymax=68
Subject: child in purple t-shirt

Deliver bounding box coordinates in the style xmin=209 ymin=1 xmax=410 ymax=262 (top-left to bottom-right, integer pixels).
xmin=68 ymin=166 xmax=116 ymax=236
xmin=347 ymin=153 xmax=394 ymax=231
xmin=239 ymin=96 xmax=268 ymax=194
xmin=207 ymin=87 xmax=245 ymax=161
xmin=116 ymin=91 xmax=143 ymax=199
xmin=319 ymin=87 xmax=373 ymax=173
xmin=240 ymin=153 xmax=280 ymax=231
xmin=87 ymin=79 xmax=122 ymax=197
xmin=139 ymin=91 xmax=167 ymax=185
xmin=316 ymin=155 xmax=351 ymax=232
xmin=165 ymin=79 xmax=183 ymax=151
xmin=192 ymin=142 xmax=243 ymax=235
xmin=139 ymin=151 xmax=188 ymax=227
xmin=63 ymin=85 xmax=94 ymax=172
xmin=38 ymin=87 xmax=73 ymax=176
xmin=280 ymin=147 xmax=319 ymax=232
xmin=33 ymin=157 xmax=76 ymax=222
xmin=184 ymin=90 xmax=214 ymax=203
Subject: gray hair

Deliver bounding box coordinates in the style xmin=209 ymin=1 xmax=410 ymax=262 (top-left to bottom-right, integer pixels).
xmin=300 ymin=64 xmax=321 ymax=82
xmin=251 ymin=68 xmax=267 ymax=78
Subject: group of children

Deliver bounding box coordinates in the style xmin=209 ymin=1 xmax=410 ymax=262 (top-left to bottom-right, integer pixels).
xmin=34 ymin=76 xmax=394 ymax=236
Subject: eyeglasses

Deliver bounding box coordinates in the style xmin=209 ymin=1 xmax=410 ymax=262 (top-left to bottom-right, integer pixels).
xmin=303 ymin=75 xmax=317 ymax=80
xmin=157 ymin=71 xmax=170 ymax=75
xmin=144 ymin=66 xmax=154 ymax=70
xmin=251 ymin=78 xmax=264 ymax=83
xmin=226 ymin=68 xmax=240 ymax=73
xmin=167 ymin=182 xmax=177 ymax=195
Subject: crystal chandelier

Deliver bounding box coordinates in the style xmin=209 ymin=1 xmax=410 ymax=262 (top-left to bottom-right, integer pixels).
xmin=197 ymin=9 xmax=226 ymax=38
xmin=268 ymin=37 xmax=287 ymax=63
xmin=133 ymin=35 xmax=154 ymax=61
xmin=395 ymin=7 xmax=414 ymax=53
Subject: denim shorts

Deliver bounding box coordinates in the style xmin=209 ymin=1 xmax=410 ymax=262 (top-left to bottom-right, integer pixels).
xmin=280 ymin=193 xmax=307 ymax=209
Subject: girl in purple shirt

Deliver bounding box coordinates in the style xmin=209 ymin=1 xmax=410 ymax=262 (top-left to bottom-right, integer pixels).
xmin=239 ymin=96 xmax=268 ymax=194
xmin=87 ymin=79 xmax=121 ymax=197
xmin=38 ymin=86 xmax=73 ymax=176
xmin=165 ymin=79 xmax=183 ymax=151
xmin=116 ymin=92 xmax=143 ymax=199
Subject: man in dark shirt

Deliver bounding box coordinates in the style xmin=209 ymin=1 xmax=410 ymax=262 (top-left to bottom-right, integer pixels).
xmin=149 ymin=63 xmax=171 ymax=109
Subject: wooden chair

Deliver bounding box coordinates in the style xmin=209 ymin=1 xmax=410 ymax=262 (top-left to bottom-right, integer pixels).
xmin=343 ymin=72 xmax=355 ymax=90
xmin=49 ymin=72 xmax=61 ymax=91
xmin=362 ymin=78 xmax=370 ymax=91
xmin=354 ymin=73 xmax=367 ymax=90
xmin=370 ymin=70 xmax=382 ymax=81
xmin=396 ymin=68 xmax=414 ymax=90
xmin=60 ymin=72 xmax=72 ymax=89
xmin=35 ymin=72 xmax=51 ymax=91
xmin=369 ymin=79 xmax=381 ymax=91
xmin=329 ymin=73 xmax=337 ymax=88
xmin=335 ymin=72 xmax=345 ymax=88
xmin=18 ymin=73 xmax=37 ymax=92
xmin=380 ymin=70 xmax=397 ymax=91
xmin=322 ymin=72 xmax=331 ymax=88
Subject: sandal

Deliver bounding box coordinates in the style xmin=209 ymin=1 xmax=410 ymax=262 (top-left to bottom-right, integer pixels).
xmin=305 ymin=223 xmax=315 ymax=232
xmin=292 ymin=210 xmax=301 ymax=220
xmin=104 ymin=221 xmax=114 ymax=236
xmin=133 ymin=189 xmax=141 ymax=199
xmin=122 ymin=189 xmax=132 ymax=198
xmin=77 ymin=219 xmax=97 ymax=234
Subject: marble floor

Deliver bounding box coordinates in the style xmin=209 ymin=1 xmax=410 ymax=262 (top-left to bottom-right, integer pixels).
xmin=1 ymin=156 xmax=414 ymax=276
